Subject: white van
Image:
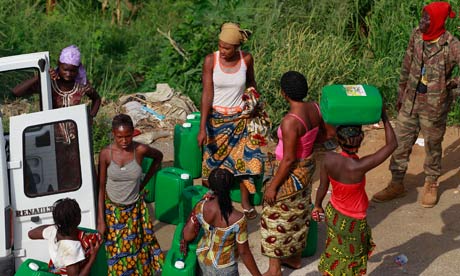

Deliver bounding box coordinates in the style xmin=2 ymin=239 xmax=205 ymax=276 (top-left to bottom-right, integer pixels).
xmin=0 ymin=52 xmax=97 ymax=275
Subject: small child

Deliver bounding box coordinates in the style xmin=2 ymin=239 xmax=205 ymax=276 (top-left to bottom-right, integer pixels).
xmin=313 ymin=108 xmax=397 ymax=276
xmin=181 ymin=168 xmax=262 ymax=276
xmin=28 ymin=198 xmax=101 ymax=276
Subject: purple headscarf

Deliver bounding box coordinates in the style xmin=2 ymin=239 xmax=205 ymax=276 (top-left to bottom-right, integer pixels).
xmin=58 ymin=45 xmax=87 ymax=85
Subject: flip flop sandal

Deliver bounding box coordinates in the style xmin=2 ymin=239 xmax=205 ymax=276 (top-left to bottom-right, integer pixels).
xmin=243 ymin=208 xmax=258 ymax=220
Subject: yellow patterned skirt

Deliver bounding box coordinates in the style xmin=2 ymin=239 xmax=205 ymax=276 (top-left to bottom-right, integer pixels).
xmin=260 ymin=157 xmax=315 ymax=258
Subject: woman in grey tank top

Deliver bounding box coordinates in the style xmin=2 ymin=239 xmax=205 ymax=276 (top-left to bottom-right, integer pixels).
xmin=97 ymin=114 xmax=165 ymax=275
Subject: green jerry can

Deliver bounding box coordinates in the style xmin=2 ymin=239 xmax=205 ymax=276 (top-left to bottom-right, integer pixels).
xmin=155 ymin=167 xmax=193 ymax=225
xmin=162 ymin=244 xmax=198 ymax=276
xmin=16 ymin=228 xmax=107 ymax=276
xmin=179 ymin=185 xmax=209 ymax=223
xmin=301 ymin=206 xmax=318 ymax=257
xmin=171 ymin=222 xmax=204 ymax=252
xmin=230 ymin=174 xmax=264 ymax=206
xmin=186 ymin=112 xmax=201 ymax=127
xmin=320 ymin=84 xmax=382 ymax=125
xmin=15 ymin=259 xmax=55 ymax=276
xmin=141 ymin=157 xmax=160 ymax=203
xmin=163 ymin=223 xmax=203 ymax=276
xmin=174 ymin=122 xmax=202 ymax=179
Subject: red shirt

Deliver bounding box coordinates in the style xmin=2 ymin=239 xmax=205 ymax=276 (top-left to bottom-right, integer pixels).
xmin=329 ymin=152 xmax=368 ymax=219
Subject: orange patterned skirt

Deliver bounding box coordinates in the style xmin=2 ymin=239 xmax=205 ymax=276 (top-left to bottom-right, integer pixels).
xmin=202 ymin=111 xmax=264 ymax=193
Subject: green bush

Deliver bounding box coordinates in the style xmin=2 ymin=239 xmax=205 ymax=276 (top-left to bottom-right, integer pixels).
xmin=2 ymin=0 xmax=460 ymax=135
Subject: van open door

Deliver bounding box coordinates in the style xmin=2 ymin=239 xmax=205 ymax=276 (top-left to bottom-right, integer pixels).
xmin=8 ymin=104 xmax=96 ymax=268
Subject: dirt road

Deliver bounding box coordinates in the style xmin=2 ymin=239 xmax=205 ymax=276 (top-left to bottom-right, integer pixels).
xmin=152 ymin=126 xmax=460 ymax=275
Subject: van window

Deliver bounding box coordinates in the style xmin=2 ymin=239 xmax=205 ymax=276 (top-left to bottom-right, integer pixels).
xmin=23 ymin=120 xmax=81 ymax=197
xmin=0 ymin=68 xmax=41 ymax=131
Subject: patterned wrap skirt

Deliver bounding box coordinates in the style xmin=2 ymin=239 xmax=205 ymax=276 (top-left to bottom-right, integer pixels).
xmin=202 ymin=111 xmax=264 ymax=193
xmin=260 ymin=157 xmax=315 ymax=258
xmin=318 ymin=203 xmax=375 ymax=276
xmin=104 ymin=196 xmax=164 ymax=275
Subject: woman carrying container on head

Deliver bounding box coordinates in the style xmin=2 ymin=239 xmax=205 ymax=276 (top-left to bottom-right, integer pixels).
xmin=313 ymin=107 xmax=397 ymax=276
xmin=97 ymin=114 xmax=164 ymax=275
xmin=198 ymin=22 xmax=265 ymax=220
xmin=261 ymin=71 xmax=330 ymax=276
xmin=181 ymin=168 xmax=262 ymax=276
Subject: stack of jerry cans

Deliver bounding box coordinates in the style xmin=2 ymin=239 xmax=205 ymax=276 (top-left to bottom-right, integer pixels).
xmin=174 ymin=112 xmax=202 ymax=179
xmin=155 ymin=167 xmax=192 ymax=225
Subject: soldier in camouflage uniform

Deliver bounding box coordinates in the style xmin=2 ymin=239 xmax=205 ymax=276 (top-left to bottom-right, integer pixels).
xmin=372 ymin=2 xmax=460 ymax=207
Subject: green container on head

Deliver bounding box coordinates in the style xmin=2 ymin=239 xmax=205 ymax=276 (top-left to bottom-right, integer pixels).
xmin=179 ymin=185 xmax=209 ymax=223
xmin=155 ymin=167 xmax=193 ymax=225
xmin=174 ymin=122 xmax=202 ymax=179
xmin=320 ymin=84 xmax=382 ymax=125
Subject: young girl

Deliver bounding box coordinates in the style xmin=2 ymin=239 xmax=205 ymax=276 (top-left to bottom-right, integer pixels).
xmin=13 ymin=45 xmax=101 ymax=191
xmin=313 ymin=108 xmax=397 ymax=275
xmin=28 ymin=198 xmax=102 ymax=276
xmin=181 ymin=168 xmax=262 ymax=276
xmin=97 ymin=114 xmax=164 ymax=275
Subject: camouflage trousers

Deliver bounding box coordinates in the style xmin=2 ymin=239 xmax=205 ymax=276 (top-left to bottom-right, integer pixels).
xmin=390 ymin=94 xmax=448 ymax=184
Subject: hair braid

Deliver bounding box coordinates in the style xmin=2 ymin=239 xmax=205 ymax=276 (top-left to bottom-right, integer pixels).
xmin=52 ymin=198 xmax=81 ymax=236
xmin=208 ymin=168 xmax=234 ymax=226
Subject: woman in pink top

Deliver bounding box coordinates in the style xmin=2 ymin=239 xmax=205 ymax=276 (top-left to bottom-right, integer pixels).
xmin=313 ymin=108 xmax=397 ymax=276
xmin=261 ymin=71 xmax=329 ymax=276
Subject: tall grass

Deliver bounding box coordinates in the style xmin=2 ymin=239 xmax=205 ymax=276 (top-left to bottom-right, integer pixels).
xmin=2 ymin=0 xmax=460 ymax=131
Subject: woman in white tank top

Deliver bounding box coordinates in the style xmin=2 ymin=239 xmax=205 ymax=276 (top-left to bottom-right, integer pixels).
xmin=197 ymin=22 xmax=263 ymax=221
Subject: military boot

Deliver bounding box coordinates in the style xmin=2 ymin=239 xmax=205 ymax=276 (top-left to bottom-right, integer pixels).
xmin=421 ymin=181 xmax=438 ymax=208
xmin=372 ymin=182 xmax=407 ymax=203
